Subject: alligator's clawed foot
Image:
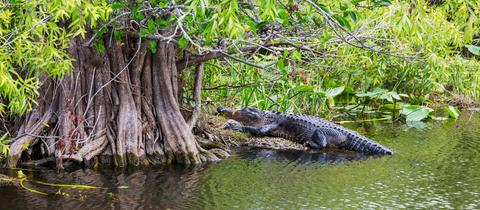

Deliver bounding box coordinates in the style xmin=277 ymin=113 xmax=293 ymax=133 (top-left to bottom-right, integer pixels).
xmin=229 ymin=125 xmax=243 ymax=131
xmin=222 ymin=120 xmax=242 ymax=130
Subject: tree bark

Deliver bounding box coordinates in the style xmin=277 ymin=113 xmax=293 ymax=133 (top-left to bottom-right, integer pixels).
xmin=6 ymin=35 xmax=225 ymax=168
xmin=187 ymin=63 xmax=204 ymax=130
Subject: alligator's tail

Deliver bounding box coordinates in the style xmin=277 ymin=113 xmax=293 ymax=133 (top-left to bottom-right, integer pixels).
xmin=342 ymin=132 xmax=393 ymax=155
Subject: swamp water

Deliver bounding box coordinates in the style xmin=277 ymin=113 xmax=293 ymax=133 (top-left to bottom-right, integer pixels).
xmin=1 ymin=112 xmax=480 ymax=209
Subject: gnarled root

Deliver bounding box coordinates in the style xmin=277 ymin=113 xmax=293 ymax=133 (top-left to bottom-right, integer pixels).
xmin=6 ymin=37 xmax=230 ymax=169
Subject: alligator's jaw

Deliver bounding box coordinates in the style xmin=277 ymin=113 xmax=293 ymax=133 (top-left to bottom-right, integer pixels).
xmin=217 ymin=106 xmax=235 ymax=119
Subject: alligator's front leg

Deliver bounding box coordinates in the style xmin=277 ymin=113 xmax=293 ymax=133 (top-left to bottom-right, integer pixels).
xmin=228 ymin=123 xmax=278 ymax=136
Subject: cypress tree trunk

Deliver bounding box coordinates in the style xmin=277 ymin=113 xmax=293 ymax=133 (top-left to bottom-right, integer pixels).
xmin=7 ymin=35 xmax=224 ymax=168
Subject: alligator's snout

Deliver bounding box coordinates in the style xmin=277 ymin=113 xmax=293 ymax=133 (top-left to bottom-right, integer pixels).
xmin=217 ymin=106 xmax=232 ymax=114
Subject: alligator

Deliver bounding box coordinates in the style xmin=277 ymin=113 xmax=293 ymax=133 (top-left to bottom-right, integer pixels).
xmin=218 ymin=106 xmax=393 ymax=155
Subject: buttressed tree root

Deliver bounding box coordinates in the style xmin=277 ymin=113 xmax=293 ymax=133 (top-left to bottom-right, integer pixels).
xmin=7 ymin=36 xmax=227 ymax=169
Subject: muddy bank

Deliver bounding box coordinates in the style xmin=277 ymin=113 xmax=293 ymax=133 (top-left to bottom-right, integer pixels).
xmin=195 ymin=115 xmax=307 ymax=152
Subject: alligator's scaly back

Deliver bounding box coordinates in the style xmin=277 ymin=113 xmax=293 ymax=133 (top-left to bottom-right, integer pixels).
xmin=218 ymin=107 xmax=393 ymax=156
xmin=267 ymin=112 xmax=393 ymax=155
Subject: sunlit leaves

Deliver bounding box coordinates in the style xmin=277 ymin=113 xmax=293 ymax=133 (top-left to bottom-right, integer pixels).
xmin=113 ymin=30 xmax=124 ymax=41
xmin=148 ymin=40 xmax=158 ymax=53
xmin=178 ymin=37 xmax=189 ymax=49
xmin=373 ymin=0 xmax=391 ymax=7
xmin=277 ymin=59 xmax=287 ymax=76
xmin=333 ymin=14 xmax=351 ymax=30
xmin=401 ymin=105 xmax=433 ymax=122
xmin=111 ymin=2 xmax=124 ymax=10
xmin=324 ymin=86 xmax=345 ymax=97
xmin=0 ymin=133 xmax=11 ymax=159
xmin=444 ymin=105 xmax=460 ymax=119
xmin=131 ymin=3 xmax=145 ymax=20
xmin=94 ymin=40 xmax=106 ymax=53
xmin=293 ymin=85 xmax=314 ymax=93
xmin=0 ymin=0 xmax=111 ymax=115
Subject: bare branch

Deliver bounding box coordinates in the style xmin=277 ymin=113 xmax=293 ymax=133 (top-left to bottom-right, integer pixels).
xmin=305 ymin=0 xmax=417 ymax=59
xmin=247 ymin=0 xmax=261 ymax=22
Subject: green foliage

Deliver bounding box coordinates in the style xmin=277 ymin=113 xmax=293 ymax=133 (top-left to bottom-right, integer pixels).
xmin=0 ymin=0 xmax=111 ymax=115
xmin=445 ymin=105 xmax=460 ymax=119
xmin=1 ymin=0 xmax=478 ymax=123
xmin=0 ymin=133 xmax=11 ymax=160
xmin=400 ymin=105 xmax=433 ymax=122
xmin=177 ymin=0 xmax=477 ymax=125
xmin=467 ymin=45 xmax=480 ymax=56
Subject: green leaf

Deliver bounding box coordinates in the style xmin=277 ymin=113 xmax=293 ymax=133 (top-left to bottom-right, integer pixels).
xmin=466 ymin=45 xmax=480 ymax=56
xmin=111 ymin=2 xmax=124 ymax=10
xmin=325 ymin=86 xmax=345 ymax=97
xmin=113 ymin=30 xmax=124 ymax=41
xmin=277 ymin=9 xmax=290 ymax=25
xmin=373 ymin=0 xmax=391 ymax=6
xmin=444 ymin=105 xmax=460 ymax=119
xmin=139 ymin=28 xmax=151 ymax=37
xmin=390 ymin=91 xmax=401 ymax=100
xmin=131 ymin=4 xmax=145 ymax=20
xmin=405 ymin=109 xmax=430 ymax=122
xmin=349 ymin=11 xmax=358 ymax=22
xmin=323 ymin=30 xmax=332 ymax=42
xmin=147 ymin=19 xmax=155 ymax=32
xmin=156 ymin=18 xmax=170 ymax=27
xmin=291 ymin=51 xmax=302 ymax=60
xmin=317 ymin=3 xmax=331 ymax=13
xmin=94 ymin=40 xmax=105 ymax=53
xmin=383 ymin=103 xmax=402 ymax=110
xmin=153 ymin=0 xmax=169 ymax=7
xmin=356 ymin=88 xmax=386 ymax=97
xmin=178 ymin=37 xmax=188 ymax=48
xmin=333 ymin=14 xmax=351 ymax=31
xmin=256 ymin=21 xmax=269 ymax=31
xmin=313 ymin=17 xmax=324 ymax=28
xmin=278 ymin=59 xmax=287 ymax=76
xmin=247 ymin=19 xmax=258 ymax=33
xmin=148 ymin=40 xmax=157 ymax=53
xmin=400 ymin=105 xmax=419 ymax=116
xmin=95 ymin=28 xmax=106 ymax=36
xmin=294 ymin=85 xmax=314 ymax=93
xmin=401 ymin=106 xmax=432 ymax=122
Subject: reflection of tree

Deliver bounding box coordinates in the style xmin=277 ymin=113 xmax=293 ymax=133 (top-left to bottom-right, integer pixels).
xmin=124 ymin=167 xmax=205 ymax=209
xmin=0 ymin=167 xmax=205 ymax=209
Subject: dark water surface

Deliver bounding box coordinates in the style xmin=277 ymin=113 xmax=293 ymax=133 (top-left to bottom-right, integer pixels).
xmin=2 ymin=112 xmax=480 ymax=209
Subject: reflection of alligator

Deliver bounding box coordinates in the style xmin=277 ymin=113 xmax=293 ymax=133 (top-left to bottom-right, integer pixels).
xmin=218 ymin=107 xmax=393 ymax=156
xmin=237 ymin=147 xmax=367 ymax=164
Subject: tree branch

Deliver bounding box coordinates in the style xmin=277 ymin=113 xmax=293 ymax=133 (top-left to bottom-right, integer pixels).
xmin=176 ymin=42 xmax=324 ymax=72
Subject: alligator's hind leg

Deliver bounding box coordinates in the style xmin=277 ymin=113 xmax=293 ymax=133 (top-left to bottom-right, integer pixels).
xmin=306 ymin=131 xmax=327 ymax=149
xmin=306 ymin=128 xmax=347 ymax=149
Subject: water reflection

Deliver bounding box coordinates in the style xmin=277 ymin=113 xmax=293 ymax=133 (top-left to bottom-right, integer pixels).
xmin=236 ymin=147 xmax=367 ymax=164
xmin=0 ymin=166 xmax=206 ymax=210
xmin=1 ymin=112 xmax=480 ymax=209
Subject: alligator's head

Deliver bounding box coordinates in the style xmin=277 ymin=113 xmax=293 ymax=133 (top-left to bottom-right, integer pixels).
xmin=217 ymin=106 xmax=266 ymax=127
